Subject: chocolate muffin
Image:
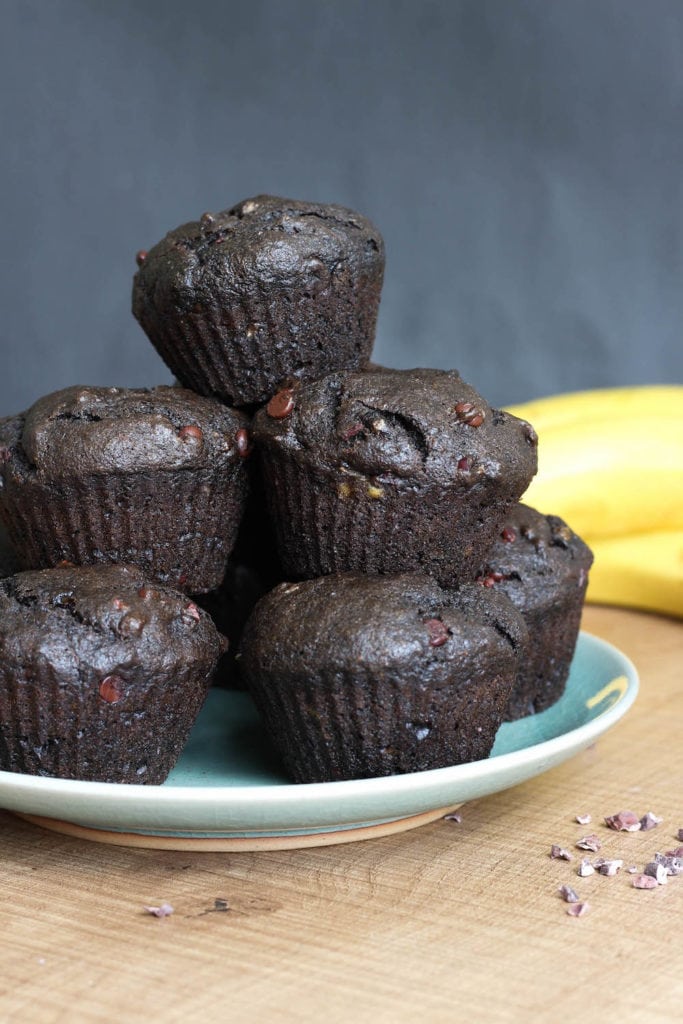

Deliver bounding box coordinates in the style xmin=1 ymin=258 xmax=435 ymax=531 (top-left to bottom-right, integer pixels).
xmin=0 ymin=564 xmax=224 ymax=783
xmin=251 ymin=368 xmax=538 ymax=587
xmin=0 ymin=522 xmax=20 ymax=579
xmin=239 ymin=572 xmax=528 ymax=783
xmin=479 ymin=504 xmax=593 ymax=720
xmin=0 ymin=385 xmax=250 ymax=593
xmin=196 ymin=556 xmax=281 ymax=689
xmin=132 ymin=195 xmax=385 ymax=408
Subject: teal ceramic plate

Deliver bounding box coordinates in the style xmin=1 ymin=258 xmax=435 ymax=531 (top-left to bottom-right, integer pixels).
xmin=0 ymin=633 xmax=638 ymax=851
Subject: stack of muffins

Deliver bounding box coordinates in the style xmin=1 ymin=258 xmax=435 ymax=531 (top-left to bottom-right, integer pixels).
xmin=0 ymin=195 xmax=592 ymax=785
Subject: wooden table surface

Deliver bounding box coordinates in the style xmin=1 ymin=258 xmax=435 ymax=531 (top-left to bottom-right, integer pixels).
xmin=0 ymin=605 xmax=681 ymax=1024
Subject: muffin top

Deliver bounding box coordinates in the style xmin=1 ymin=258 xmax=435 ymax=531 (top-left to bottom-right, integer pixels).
xmin=240 ymin=571 xmax=527 ymax=680
xmin=0 ymin=564 xmax=225 ymax=679
xmin=252 ymin=367 xmax=538 ymax=490
xmin=132 ymin=194 xmax=384 ymax=316
xmin=0 ymin=385 xmax=249 ymax=481
xmin=480 ymin=504 xmax=594 ymax=608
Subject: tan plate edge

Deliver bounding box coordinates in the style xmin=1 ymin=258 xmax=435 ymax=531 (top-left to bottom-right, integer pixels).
xmin=15 ymin=804 xmax=463 ymax=852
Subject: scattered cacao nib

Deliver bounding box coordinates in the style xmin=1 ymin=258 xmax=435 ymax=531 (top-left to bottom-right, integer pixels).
xmin=576 ymin=834 xmax=602 ymax=852
xmin=677 ymin=829 xmax=683 ymax=842
xmin=604 ymin=810 xmax=641 ymax=832
xmin=578 ymin=858 xmax=595 ymax=877
xmin=444 ymin=811 xmax=462 ymax=824
xmin=666 ymin=846 xmax=683 ymax=859
xmin=559 ymin=885 xmax=580 ymax=904
xmin=143 ymin=902 xmax=174 ymax=918
xmin=644 ymin=862 xmax=668 ymax=885
xmin=575 ymin=814 xmax=592 ymax=826
xmin=627 ymin=865 xmax=639 ymax=874
xmin=633 ymin=875 xmax=659 ymax=890
xmin=653 ymin=852 xmax=683 ymax=876
xmin=213 ymin=898 xmax=230 ymax=912
xmin=595 ymin=858 xmax=624 ymax=876
xmin=550 ymin=845 xmax=573 ymax=861
xmin=639 ymin=812 xmax=663 ymax=831
xmin=566 ymin=902 xmax=590 ymax=917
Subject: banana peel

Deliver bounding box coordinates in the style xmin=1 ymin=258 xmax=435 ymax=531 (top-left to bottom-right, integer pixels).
xmin=586 ymin=531 xmax=683 ymax=620
xmin=505 ymin=385 xmax=683 ymax=435
xmin=505 ymin=386 xmax=683 ymax=619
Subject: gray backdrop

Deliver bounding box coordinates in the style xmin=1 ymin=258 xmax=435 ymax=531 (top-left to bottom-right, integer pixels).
xmin=1 ymin=0 xmax=682 ymax=415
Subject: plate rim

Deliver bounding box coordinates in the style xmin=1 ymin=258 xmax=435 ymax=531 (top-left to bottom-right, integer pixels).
xmin=0 ymin=632 xmax=638 ymax=834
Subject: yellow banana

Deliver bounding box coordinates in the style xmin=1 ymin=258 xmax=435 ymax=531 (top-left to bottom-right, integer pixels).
xmin=504 ymin=387 xmax=683 ymax=541
xmin=586 ymin=530 xmax=683 ymax=619
xmin=505 ymin=385 xmax=683 ymax=436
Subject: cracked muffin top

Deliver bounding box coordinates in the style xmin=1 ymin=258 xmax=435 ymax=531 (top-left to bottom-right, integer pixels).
xmin=240 ymin=571 xmax=528 ymax=681
xmin=0 ymin=564 xmax=225 ymax=675
xmin=133 ymin=194 xmax=384 ymax=314
xmin=0 ymin=385 xmax=249 ymax=481
xmin=252 ymin=367 xmax=538 ymax=491
xmin=480 ymin=504 xmax=594 ymax=607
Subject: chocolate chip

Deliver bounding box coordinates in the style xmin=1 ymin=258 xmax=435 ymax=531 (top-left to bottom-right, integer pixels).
xmin=266 ymin=388 xmax=295 ymax=419
xmin=135 ymin=250 xmax=148 ymax=266
xmin=457 ymin=456 xmax=472 ymax=472
xmin=424 ymin=618 xmax=449 ymax=647
xmin=235 ymin=428 xmax=251 ymax=457
xmin=454 ymin=402 xmax=485 ymax=427
xmin=179 ymin=425 xmax=203 ymax=443
xmin=99 ymin=675 xmax=124 ymax=703
xmin=200 ymin=212 xmax=216 ymax=228
xmin=500 ymin=527 xmax=516 ymax=543
xmin=182 ymin=602 xmax=201 ymax=626
xmin=479 ymin=571 xmax=504 ymax=588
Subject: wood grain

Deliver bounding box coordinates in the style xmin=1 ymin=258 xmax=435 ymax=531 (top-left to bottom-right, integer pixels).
xmin=0 ymin=606 xmax=681 ymax=1023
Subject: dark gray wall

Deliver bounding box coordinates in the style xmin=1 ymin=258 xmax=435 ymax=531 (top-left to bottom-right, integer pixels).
xmin=1 ymin=0 xmax=682 ymax=415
